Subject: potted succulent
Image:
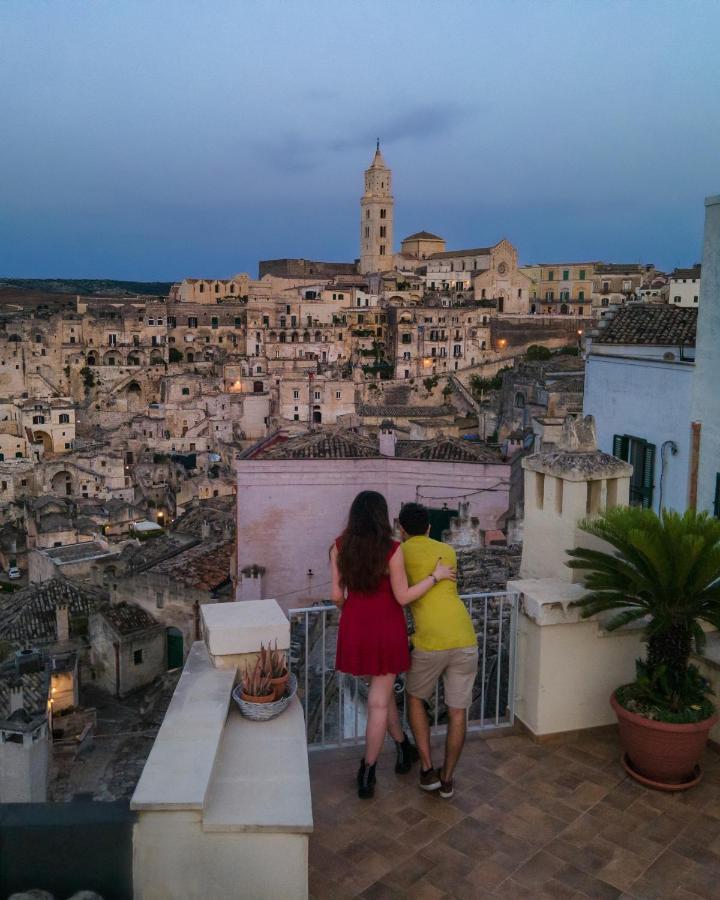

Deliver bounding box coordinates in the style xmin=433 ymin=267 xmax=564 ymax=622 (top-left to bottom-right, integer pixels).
xmin=568 ymin=507 xmax=720 ymax=790
xmin=260 ymin=641 xmax=289 ymax=701
xmin=240 ymin=659 xmax=275 ymax=704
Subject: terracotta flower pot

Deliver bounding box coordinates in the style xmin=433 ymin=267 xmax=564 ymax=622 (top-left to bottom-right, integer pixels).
xmin=270 ymin=673 xmax=289 ymax=701
xmin=611 ymin=691 xmax=717 ymax=789
xmin=240 ymin=691 xmax=275 ymax=705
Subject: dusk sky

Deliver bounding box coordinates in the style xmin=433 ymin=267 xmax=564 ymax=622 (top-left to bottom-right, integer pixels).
xmin=2 ymin=0 xmax=719 ymax=281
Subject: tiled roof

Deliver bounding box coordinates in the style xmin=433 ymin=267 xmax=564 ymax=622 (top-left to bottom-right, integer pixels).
xmin=403 ymin=231 xmax=444 ymax=241
xmin=0 ymin=669 xmax=49 ymax=722
xmin=102 ymin=603 xmax=159 ymax=636
xmin=0 ymin=579 xmax=103 ymax=644
xmin=358 ymin=405 xmax=455 ymax=419
xmin=258 ymin=429 xmax=379 ymax=459
xmin=428 ymin=247 xmax=491 ymax=260
xmin=671 ymin=266 xmax=701 ymax=280
xmin=45 ymin=541 xmax=113 ymax=562
xmin=550 ymin=376 xmax=585 ymax=394
xmin=396 ymin=437 xmax=502 ymax=463
xmin=594 ymin=305 xmax=697 ymax=346
xmin=152 ymin=540 xmax=233 ymax=591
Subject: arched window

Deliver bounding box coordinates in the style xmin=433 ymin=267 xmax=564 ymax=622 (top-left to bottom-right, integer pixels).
xmin=59 ymin=413 xmax=70 ymax=424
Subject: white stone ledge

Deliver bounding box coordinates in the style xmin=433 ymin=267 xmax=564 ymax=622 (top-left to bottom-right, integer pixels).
xmin=130 ymin=641 xmax=235 ymax=811
xmin=202 ymin=599 xmax=290 ymax=657
xmin=202 ymin=697 xmax=313 ymax=834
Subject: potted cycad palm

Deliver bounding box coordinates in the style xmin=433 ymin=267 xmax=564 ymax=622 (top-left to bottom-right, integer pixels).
xmin=567 ymin=506 xmax=720 ymax=790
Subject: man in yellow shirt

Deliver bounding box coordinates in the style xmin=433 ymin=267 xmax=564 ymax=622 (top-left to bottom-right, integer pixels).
xmin=399 ymin=503 xmax=478 ymax=799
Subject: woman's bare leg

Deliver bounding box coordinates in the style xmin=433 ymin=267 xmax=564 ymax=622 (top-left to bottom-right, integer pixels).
xmin=364 ymin=674 xmax=396 ymax=764
xmin=386 ymin=686 xmax=405 ymax=743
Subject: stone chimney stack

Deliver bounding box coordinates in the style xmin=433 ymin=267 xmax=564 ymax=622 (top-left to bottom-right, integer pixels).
xmin=378 ymin=419 xmax=397 ymax=457
xmin=690 ymin=194 xmax=720 ymax=512
xmin=240 ymin=565 xmax=265 ymax=601
xmin=56 ymin=603 xmax=70 ymax=643
xmin=9 ymin=681 xmax=24 ymax=715
xmin=201 ymin=520 xmax=211 ymax=540
xmin=519 ymin=415 xmax=633 ymax=583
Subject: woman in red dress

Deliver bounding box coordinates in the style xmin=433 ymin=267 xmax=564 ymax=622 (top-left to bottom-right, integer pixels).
xmin=331 ymin=490 xmax=456 ymax=798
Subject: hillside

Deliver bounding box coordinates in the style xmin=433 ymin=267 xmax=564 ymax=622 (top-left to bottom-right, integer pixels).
xmin=0 ymin=277 xmax=172 ymax=298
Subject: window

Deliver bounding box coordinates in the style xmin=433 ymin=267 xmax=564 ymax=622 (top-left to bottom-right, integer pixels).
xmin=108 ymin=334 xmax=117 ymax=346
xmin=694 ymin=296 xmax=699 ymax=303
xmin=211 ymin=317 xmax=219 ymax=329
xmin=199 ymin=283 xmax=204 ymax=293
xmin=188 ymin=317 xmax=197 ymax=328
xmin=578 ymin=290 xmax=585 ymax=300
xmin=380 ymin=226 xmax=386 ymax=238
xmin=133 ymin=649 xmax=144 ymax=665
xmin=182 ymin=387 xmax=190 ymax=396
xmin=235 ymin=317 xmax=242 ymax=327
xmin=32 ymin=415 xmax=45 ymax=425
xmin=579 ymin=269 xmax=586 ymax=280
xmin=578 ymin=307 xmax=584 ymax=316
xmin=563 ymin=269 xmax=569 ymax=280
xmin=314 ymin=391 xmax=321 ymax=401
xmin=515 ymin=392 xmax=525 ymax=408
xmin=335 ymin=391 xmax=341 ymax=400
xmin=613 ymin=434 xmax=656 ymax=508
xmin=401 ymin=333 xmax=412 ymax=344
xmin=293 ymin=390 xmax=299 ymax=399
xmin=380 ymin=208 xmax=386 ymax=219
xmin=379 ymin=245 xmax=386 ymax=256
xmin=364 ymin=226 xmax=370 ymax=238
xmin=547 ymin=271 xmax=554 ymax=281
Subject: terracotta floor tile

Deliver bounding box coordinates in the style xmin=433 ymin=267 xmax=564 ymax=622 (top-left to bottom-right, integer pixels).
xmin=308 ymin=732 xmax=720 ymax=899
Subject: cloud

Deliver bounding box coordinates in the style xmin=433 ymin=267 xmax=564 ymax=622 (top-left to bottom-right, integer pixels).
xmin=253 ymin=101 xmax=467 ymax=174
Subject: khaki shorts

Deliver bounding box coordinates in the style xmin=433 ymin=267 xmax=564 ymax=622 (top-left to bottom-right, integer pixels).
xmin=406 ymin=645 xmax=479 ymax=710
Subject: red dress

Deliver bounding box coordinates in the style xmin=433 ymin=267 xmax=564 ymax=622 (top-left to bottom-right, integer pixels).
xmin=335 ymin=539 xmax=411 ymax=677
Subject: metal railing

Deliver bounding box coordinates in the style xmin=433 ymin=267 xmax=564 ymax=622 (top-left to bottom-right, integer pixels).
xmin=288 ymin=591 xmax=518 ymax=750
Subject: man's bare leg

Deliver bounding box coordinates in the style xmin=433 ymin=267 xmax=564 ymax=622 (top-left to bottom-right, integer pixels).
xmin=441 ymin=707 xmax=467 ymax=782
xmin=407 ymin=694 xmax=433 ymax=771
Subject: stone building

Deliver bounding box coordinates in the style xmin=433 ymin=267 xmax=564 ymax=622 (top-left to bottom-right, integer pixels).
xmin=529 ymin=262 xmax=596 ymax=316
xmin=89 ymin=603 xmax=164 ymax=697
xmin=0 ymin=663 xmax=51 ymax=803
xmin=592 ymin=263 xmax=651 ymax=310
xmin=669 ymin=265 xmax=701 ymax=307
xmin=236 ymin=427 xmax=511 ymax=607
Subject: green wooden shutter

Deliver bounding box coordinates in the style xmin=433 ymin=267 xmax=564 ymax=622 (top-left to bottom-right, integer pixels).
xmin=641 ymin=442 xmax=656 ymax=508
xmin=613 ymin=434 xmax=629 ymax=460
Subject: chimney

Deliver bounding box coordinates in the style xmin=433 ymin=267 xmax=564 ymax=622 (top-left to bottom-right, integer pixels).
xmin=378 ymin=419 xmax=396 ymax=457
xmin=56 ymin=603 xmax=70 ymax=643
xmin=9 ymin=681 xmax=24 ymax=715
xmin=201 ymin=520 xmax=211 ymax=540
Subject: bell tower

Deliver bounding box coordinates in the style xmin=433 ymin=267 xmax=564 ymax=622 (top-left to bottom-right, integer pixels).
xmin=360 ymin=141 xmax=394 ymax=275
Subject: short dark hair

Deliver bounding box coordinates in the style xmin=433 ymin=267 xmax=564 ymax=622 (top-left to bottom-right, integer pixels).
xmin=399 ymin=502 xmax=430 ymax=536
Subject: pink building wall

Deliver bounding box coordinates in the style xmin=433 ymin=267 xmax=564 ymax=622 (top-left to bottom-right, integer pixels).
xmin=235 ymin=457 xmax=511 ymax=610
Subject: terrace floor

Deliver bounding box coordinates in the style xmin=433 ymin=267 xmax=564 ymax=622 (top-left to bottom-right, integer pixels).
xmin=308 ymin=728 xmax=720 ymax=899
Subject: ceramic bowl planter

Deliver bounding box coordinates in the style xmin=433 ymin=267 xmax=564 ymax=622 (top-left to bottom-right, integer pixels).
xmin=611 ymin=692 xmax=717 ymax=790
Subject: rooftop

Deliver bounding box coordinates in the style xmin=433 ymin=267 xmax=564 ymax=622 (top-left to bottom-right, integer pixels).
xmin=594 ymin=305 xmax=697 ymax=347
xmin=308 ymin=729 xmax=720 ymax=899
xmin=402 ymin=231 xmax=444 ymax=242
xmin=428 ymin=247 xmax=492 ymax=260
xmin=150 ymin=539 xmax=234 ymax=592
xmin=0 ymin=578 xmax=103 ymax=644
xmin=672 ymin=265 xmax=702 ymax=280
xmin=250 ymin=427 xmax=502 ymax=463
xmin=101 ymin=602 xmax=159 ymax=636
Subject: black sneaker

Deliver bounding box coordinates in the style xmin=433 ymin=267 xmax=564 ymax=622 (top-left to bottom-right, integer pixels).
xmin=357 ymin=759 xmax=376 ymax=799
xmin=419 ymin=767 xmax=442 ymax=792
xmin=395 ymin=736 xmax=420 ymax=774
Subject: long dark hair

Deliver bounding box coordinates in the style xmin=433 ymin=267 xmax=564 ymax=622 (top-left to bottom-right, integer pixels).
xmin=337 ymin=491 xmax=393 ymax=593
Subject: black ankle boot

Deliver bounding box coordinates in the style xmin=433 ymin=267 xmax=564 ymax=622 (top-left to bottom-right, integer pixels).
xmin=394 ymin=734 xmax=419 ymax=774
xmin=357 ymin=758 xmax=376 ymax=799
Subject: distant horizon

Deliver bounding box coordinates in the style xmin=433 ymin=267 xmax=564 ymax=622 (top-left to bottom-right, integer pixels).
xmin=2 ymin=0 xmax=718 ymax=280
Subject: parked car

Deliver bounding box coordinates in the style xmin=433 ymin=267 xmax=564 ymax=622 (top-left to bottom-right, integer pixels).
xmin=8 ymin=567 xmax=21 ymax=579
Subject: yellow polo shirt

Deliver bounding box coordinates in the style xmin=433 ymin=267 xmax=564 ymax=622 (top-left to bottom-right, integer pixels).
xmin=401 ymin=535 xmax=476 ymax=652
